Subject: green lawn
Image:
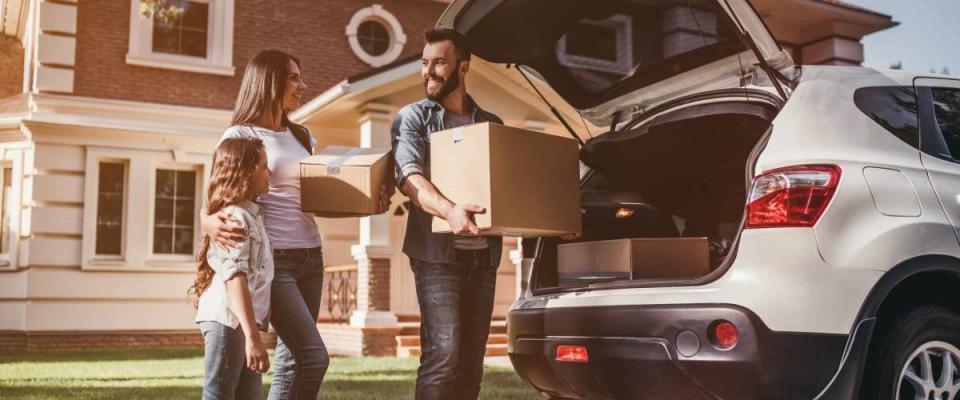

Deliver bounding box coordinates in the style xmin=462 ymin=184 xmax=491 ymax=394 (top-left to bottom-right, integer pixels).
xmin=0 ymin=348 xmax=539 ymax=400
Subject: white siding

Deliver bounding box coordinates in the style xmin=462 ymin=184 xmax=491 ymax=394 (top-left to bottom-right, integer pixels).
xmin=27 ymin=236 xmax=80 ymax=266
xmin=31 ymin=206 xmax=82 ymax=235
xmin=32 ymin=173 xmax=83 ymax=203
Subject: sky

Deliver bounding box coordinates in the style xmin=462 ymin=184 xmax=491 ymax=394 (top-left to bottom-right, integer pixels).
xmin=841 ymin=0 xmax=960 ymax=74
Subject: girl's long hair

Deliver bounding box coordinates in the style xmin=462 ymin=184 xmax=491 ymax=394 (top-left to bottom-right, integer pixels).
xmin=231 ymin=49 xmax=300 ymax=128
xmin=189 ymin=137 xmax=265 ymax=307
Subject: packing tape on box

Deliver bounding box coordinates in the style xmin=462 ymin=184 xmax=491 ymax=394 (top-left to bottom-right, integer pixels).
xmin=453 ymin=127 xmax=464 ymax=143
xmin=326 ymin=147 xmax=364 ymax=175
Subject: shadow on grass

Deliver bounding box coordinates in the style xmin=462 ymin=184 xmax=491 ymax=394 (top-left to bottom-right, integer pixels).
xmin=0 ymin=348 xmax=540 ymax=400
xmin=0 ymin=385 xmax=202 ymax=400
xmin=0 ymin=370 xmax=537 ymax=400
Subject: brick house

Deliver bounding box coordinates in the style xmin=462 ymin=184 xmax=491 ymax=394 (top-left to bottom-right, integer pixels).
xmin=0 ymin=0 xmax=895 ymax=355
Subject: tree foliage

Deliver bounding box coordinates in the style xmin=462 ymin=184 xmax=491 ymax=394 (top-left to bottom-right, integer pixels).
xmin=139 ymin=0 xmax=185 ymax=25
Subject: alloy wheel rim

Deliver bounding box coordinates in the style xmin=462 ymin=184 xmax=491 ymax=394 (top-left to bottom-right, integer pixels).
xmin=896 ymin=340 xmax=960 ymax=400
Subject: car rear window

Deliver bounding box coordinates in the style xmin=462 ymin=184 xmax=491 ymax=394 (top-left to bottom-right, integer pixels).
xmin=854 ymin=86 xmax=920 ymax=149
xmin=932 ymin=88 xmax=960 ymax=158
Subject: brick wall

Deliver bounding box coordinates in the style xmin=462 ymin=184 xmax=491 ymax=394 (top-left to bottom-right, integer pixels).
xmin=74 ymin=0 xmax=446 ymax=110
xmin=0 ymin=36 xmax=24 ymax=99
xmin=316 ymin=323 xmax=399 ymax=356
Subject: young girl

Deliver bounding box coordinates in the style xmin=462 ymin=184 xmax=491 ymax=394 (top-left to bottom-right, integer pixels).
xmin=191 ymin=137 xmax=273 ymax=400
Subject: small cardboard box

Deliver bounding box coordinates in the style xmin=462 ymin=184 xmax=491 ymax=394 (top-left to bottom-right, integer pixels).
xmin=429 ymin=122 xmax=581 ymax=237
xmin=557 ymin=238 xmax=709 ymax=284
xmin=300 ymin=146 xmax=394 ymax=216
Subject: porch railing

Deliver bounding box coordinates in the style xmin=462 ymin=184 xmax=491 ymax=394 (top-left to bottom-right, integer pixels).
xmin=318 ymin=264 xmax=358 ymax=323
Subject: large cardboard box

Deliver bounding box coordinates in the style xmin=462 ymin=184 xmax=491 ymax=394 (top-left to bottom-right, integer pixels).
xmin=300 ymin=146 xmax=394 ymax=216
xmin=557 ymin=238 xmax=709 ymax=284
xmin=430 ymin=122 xmax=580 ymax=237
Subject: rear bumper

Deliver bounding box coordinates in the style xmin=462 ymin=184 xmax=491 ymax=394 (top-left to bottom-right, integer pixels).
xmin=508 ymin=304 xmax=847 ymax=400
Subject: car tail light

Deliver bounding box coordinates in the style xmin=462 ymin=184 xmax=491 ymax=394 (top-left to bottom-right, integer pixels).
xmin=746 ymin=165 xmax=841 ymax=228
xmin=556 ymin=345 xmax=589 ymax=363
xmin=710 ymin=321 xmax=739 ymax=349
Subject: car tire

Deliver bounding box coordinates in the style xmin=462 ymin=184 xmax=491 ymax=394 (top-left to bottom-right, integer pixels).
xmin=861 ymin=305 xmax=960 ymax=400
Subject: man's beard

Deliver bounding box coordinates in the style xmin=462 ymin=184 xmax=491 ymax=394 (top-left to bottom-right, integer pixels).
xmin=424 ymin=70 xmax=460 ymax=102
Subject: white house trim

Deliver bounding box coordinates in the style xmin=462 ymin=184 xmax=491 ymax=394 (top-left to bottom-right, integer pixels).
xmin=126 ymin=0 xmax=235 ymax=76
xmin=25 ymin=93 xmax=231 ymax=137
xmin=290 ymin=59 xmax=421 ymax=123
xmin=32 ymin=1 xmax=78 ymax=94
xmin=345 ymin=4 xmax=407 ymax=67
xmin=1 ymin=0 xmax=29 ymax=38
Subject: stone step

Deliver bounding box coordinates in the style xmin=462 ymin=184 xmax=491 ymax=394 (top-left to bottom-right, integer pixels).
xmin=394 ymin=319 xmax=509 ymax=358
xmin=396 ymin=333 xmax=508 ymax=347
xmin=398 ymin=319 xmax=507 ymax=336
xmin=399 ymin=343 xmax=509 ymax=358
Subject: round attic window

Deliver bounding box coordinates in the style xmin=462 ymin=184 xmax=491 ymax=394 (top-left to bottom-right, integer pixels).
xmin=357 ymin=20 xmax=390 ymax=57
xmin=346 ymin=5 xmax=407 ymax=67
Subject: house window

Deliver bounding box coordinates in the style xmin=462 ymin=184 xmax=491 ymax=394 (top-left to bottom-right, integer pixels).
xmin=126 ymin=0 xmax=235 ymax=76
xmin=345 ymin=5 xmax=406 ymax=67
xmin=83 ymin=148 xmax=210 ymax=271
xmin=95 ymin=162 xmax=126 ymax=256
xmin=153 ymin=169 xmax=197 ymax=255
xmin=152 ymin=1 xmax=209 ymax=58
xmin=0 ymin=166 xmax=12 ymax=255
xmin=357 ymin=20 xmax=390 ymax=57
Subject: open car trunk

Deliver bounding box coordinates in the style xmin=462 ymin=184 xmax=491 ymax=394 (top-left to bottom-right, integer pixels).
xmin=530 ymin=101 xmax=777 ymax=291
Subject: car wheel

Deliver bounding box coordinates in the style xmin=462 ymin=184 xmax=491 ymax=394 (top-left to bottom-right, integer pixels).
xmin=863 ymin=305 xmax=960 ymax=400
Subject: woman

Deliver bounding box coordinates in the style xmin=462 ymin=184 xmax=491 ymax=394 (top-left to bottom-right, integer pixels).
xmin=202 ymin=49 xmax=389 ymax=400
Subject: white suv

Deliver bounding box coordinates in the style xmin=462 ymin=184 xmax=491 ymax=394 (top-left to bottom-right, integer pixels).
xmin=440 ymin=1 xmax=960 ymax=399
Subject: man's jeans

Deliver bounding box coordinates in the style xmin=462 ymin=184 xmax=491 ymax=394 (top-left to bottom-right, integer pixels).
xmin=267 ymin=247 xmax=330 ymax=400
xmin=199 ymin=321 xmax=262 ymax=400
xmin=413 ymin=249 xmax=499 ymax=400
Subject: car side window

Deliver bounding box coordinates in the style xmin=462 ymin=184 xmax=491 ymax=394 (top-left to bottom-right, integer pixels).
xmin=932 ymin=88 xmax=960 ymax=159
xmin=853 ymin=86 xmax=920 ymax=149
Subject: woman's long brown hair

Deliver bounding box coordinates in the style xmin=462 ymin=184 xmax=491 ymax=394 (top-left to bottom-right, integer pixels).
xmin=189 ymin=137 xmax=265 ymax=307
xmin=231 ymin=49 xmax=300 ymax=128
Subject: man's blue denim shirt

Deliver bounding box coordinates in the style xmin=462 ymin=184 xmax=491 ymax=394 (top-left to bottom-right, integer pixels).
xmin=391 ymin=97 xmax=503 ymax=267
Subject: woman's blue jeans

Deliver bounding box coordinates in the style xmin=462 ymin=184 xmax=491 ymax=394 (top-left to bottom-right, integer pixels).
xmin=267 ymin=246 xmax=329 ymax=400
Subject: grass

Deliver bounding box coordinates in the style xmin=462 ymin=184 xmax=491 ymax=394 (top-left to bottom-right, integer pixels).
xmin=0 ymin=348 xmax=539 ymax=400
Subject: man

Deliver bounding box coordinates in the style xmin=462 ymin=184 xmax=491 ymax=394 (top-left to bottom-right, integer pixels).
xmin=391 ymin=28 xmax=503 ymax=400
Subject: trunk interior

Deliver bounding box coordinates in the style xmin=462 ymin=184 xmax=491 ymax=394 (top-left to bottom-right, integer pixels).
xmin=530 ymin=101 xmax=777 ymax=291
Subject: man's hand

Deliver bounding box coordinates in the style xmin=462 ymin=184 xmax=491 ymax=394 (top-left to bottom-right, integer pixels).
xmin=375 ymin=185 xmax=393 ymax=214
xmin=245 ymin=335 xmax=270 ymax=373
xmin=200 ymin=210 xmax=247 ymax=248
xmin=445 ymin=204 xmax=486 ymax=235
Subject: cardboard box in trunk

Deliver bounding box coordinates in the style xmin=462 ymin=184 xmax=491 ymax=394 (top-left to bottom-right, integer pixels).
xmin=557 ymin=238 xmax=709 ymax=284
xmin=300 ymin=146 xmax=394 ymax=217
xmin=429 ymin=122 xmax=581 ymax=237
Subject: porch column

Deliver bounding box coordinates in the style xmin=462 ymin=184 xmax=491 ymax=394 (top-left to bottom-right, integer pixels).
xmin=510 ymin=244 xmax=526 ymax=298
xmin=350 ymin=103 xmax=398 ymax=328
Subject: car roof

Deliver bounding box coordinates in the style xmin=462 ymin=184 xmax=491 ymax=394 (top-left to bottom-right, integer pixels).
xmin=799 ymin=65 xmax=955 ymax=88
